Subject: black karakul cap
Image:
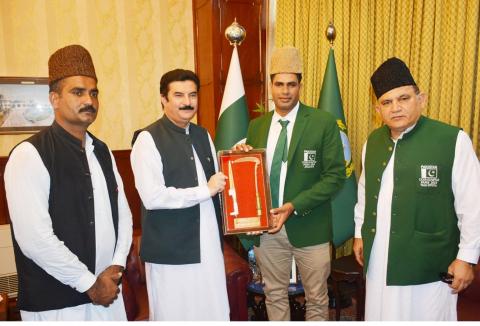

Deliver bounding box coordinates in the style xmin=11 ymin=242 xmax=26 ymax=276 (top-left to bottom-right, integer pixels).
xmin=371 ymin=57 xmax=417 ymax=98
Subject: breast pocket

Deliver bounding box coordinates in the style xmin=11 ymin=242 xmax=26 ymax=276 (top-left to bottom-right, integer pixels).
xmin=415 ymin=164 xmax=444 ymax=193
xmin=414 ymin=191 xmax=453 ymax=234
xmin=295 ymin=147 xmax=321 ymax=172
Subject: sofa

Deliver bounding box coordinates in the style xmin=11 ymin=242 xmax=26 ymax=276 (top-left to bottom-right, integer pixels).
xmin=121 ymin=231 xmax=252 ymax=321
xmin=457 ymin=257 xmax=480 ymax=321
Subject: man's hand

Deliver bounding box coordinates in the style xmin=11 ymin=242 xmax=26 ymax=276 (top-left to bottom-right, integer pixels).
xmin=268 ymin=202 xmax=294 ymax=234
xmin=447 ymin=259 xmax=475 ymax=293
xmin=353 ymin=238 xmax=364 ymax=267
xmin=86 ymin=272 xmax=121 ymax=307
xmin=100 ymin=265 xmax=124 ymax=285
xmin=207 ymin=172 xmax=227 ymax=196
xmin=86 ymin=265 xmax=123 ymax=307
xmin=232 ymin=144 xmax=253 ymax=152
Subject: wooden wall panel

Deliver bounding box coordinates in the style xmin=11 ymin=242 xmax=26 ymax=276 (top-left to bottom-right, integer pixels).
xmin=0 ymin=156 xmax=8 ymax=225
xmin=193 ymin=0 xmax=222 ymax=138
xmin=219 ymin=0 xmax=266 ymax=121
xmin=193 ymin=0 xmax=267 ymax=138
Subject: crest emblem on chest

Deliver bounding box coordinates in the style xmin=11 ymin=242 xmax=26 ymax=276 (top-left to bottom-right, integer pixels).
xmin=302 ymin=150 xmax=317 ymax=168
xmin=419 ymin=165 xmax=439 ymax=187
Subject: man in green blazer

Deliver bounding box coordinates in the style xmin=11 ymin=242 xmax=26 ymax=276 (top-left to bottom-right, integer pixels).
xmin=237 ymin=46 xmax=345 ymax=320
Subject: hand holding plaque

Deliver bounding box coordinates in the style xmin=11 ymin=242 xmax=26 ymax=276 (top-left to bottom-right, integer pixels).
xmin=218 ymin=149 xmax=272 ymax=234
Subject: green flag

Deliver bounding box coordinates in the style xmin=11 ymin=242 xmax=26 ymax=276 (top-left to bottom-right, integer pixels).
xmin=214 ymin=46 xmax=249 ymax=150
xmin=318 ymin=48 xmax=357 ymax=247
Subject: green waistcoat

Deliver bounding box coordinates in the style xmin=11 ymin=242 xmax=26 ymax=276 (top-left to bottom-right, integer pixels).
xmin=363 ymin=116 xmax=460 ymax=285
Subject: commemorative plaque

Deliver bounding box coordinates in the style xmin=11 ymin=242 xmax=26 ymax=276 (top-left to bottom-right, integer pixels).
xmin=218 ymin=149 xmax=272 ymax=234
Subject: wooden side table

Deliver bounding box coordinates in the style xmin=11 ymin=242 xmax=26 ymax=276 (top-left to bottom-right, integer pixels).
xmin=0 ymin=293 xmax=8 ymax=321
xmin=330 ymin=254 xmax=365 ymax=321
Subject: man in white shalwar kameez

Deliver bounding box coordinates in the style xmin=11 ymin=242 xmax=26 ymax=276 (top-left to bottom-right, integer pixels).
xmin=353 ymin=57 xmax=480 ymax=321
xmin=131 ymin=69 xmax=230 ymax=321
xmin=5 ymin=44 xmax=133 ymax=321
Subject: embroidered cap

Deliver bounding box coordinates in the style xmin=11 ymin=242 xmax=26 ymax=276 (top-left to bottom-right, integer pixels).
xmin=48 ymin=44 xmax=97 ymax=86
xmin=371 ymin=57 xmax=417 ymax=98
xmin=270 ymin=46 xmax=303 ymax=75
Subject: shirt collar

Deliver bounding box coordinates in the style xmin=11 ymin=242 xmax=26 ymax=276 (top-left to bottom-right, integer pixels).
xmin=85 ymin=133 xmax=95 ymax=155
xmin=272 ymin=101 xmax=300 ymax=125
xmin=395 ymin=121 xmax=418 ymax=140
xmin=161 ymin=114 xmax=190 ymax=134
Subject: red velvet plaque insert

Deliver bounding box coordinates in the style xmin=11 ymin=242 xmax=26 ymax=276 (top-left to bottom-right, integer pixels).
xmin=218 ymin=149 xmax=272 ymax=234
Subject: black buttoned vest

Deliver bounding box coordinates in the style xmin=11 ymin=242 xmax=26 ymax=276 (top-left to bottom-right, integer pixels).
xmin=133 ymin=115 xmax=222 ymax=264
xmin=10 ymin=122 xmax=118 ymax=311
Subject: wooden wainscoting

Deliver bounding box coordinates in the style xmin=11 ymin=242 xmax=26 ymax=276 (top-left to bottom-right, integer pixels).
xmin=0 ymin=156 xmax=8 ymax=225
xmin=193 ymin=0 xmax=267 ymax=139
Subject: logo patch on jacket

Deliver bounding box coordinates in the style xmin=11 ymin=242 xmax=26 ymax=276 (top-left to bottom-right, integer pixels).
xmin=302 ymin=150 xmax=317 ymax=168
xmin=419 ymin=165 xmax=439 ymax=187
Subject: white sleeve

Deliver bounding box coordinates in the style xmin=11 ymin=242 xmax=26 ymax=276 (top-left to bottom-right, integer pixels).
xmin=4 ymin=142 xmax=96 ymax=293
xmin=130 ymin=131 xmax=211 ymax=210
xmin=354 ymin=142 xmax=367 ymax=238
xmin=452 ymin=131 xmax=480 ymax=264
xmin=109 ymin=151 xmax=133 ymax=267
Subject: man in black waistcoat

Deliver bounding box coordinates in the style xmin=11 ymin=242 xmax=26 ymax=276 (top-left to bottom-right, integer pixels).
xmin=4 ymin=44 xmax=133 ymax=320
xmin=130 ymin=69 xmax=230 ymax=320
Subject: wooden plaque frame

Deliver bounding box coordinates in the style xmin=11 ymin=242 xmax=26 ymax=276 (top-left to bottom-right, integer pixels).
xmin=218 ymin=149 xmax=272 ymax=234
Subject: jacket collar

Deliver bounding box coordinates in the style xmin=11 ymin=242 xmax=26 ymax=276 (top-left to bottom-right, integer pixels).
xmin=160 ymin=114 xmax=193 ymax=134
xmin=287 ymin=103 xmax=309 ymax=164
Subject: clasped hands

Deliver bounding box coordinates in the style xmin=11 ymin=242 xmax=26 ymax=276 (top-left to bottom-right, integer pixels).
xmin=86 ymin=265 xmax=123 ymax=307
xmin=233 ymin=144 xmax=295 ymax=236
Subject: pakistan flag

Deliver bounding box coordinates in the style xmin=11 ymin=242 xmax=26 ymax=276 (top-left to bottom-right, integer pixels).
xmin=214 ymin=46 xmax=249 ymax=150
xmin=317 ymin=48 xmax=357 ymax=247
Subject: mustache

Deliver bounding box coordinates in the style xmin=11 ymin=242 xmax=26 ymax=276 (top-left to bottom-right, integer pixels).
xmin=179 ymin=105 xmax=194 ymax=111
xmin=79 ymin=105 xmax=97 ymax=114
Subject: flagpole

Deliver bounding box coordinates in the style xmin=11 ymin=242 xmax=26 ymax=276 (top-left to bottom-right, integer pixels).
xmin=326 ymin=21 xmax=336 ymax=47
xmin=220 ymin=20 xmax=253 ymax=251
xmin=318 ymin=22 xmax=357 ymax=248
xmin=214 ymin=20 xmax=249 ymax=151
xmin=225 ymin=18 xmax=246 ymax=46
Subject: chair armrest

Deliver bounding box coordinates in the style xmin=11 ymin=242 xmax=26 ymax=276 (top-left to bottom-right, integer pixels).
xmin=457 ymin=258 xmax=480 ymax=321
xmin=223 ymin=241 xmax=252 ymax=321
xmin=0 ymin=293 xmax=8 ymax=321
xmin=123 ymin=231 xmax=148 ymax=321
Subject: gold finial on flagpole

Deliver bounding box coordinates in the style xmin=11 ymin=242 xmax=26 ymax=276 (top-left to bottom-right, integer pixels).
xmin=325 ymin=21 xmax=336 ymax=46
xmin=225 ymin=18 xmax=246 ymax=46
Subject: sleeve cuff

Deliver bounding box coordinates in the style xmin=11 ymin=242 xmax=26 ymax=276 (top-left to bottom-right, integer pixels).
xmin=111 ymin=253 xmax=127 ymax=268
xmin=74 ymin=270 xmax=97 ymax=293
xmin=198 ymin=185 xmax=211 ymax=201
xmin=290 ymin=199 xmax=310 ymax=216
xmin=457 ymin=248 xmax=480 ymax=265
xmin=355 ymin=225 xmax=363 ymax=238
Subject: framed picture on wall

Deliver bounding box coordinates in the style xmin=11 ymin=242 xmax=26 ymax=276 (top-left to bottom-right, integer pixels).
xmin=0 ymin=77 xmax=53 ymax=134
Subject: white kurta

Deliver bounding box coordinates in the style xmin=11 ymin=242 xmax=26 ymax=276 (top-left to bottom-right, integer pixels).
xmin=354 ymin=129 xmax=480 ymax=321
xmin=130 ymin=128 xmax=229 ymax=321
xmin=4 ymin=134 xmax=133 ymax=321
